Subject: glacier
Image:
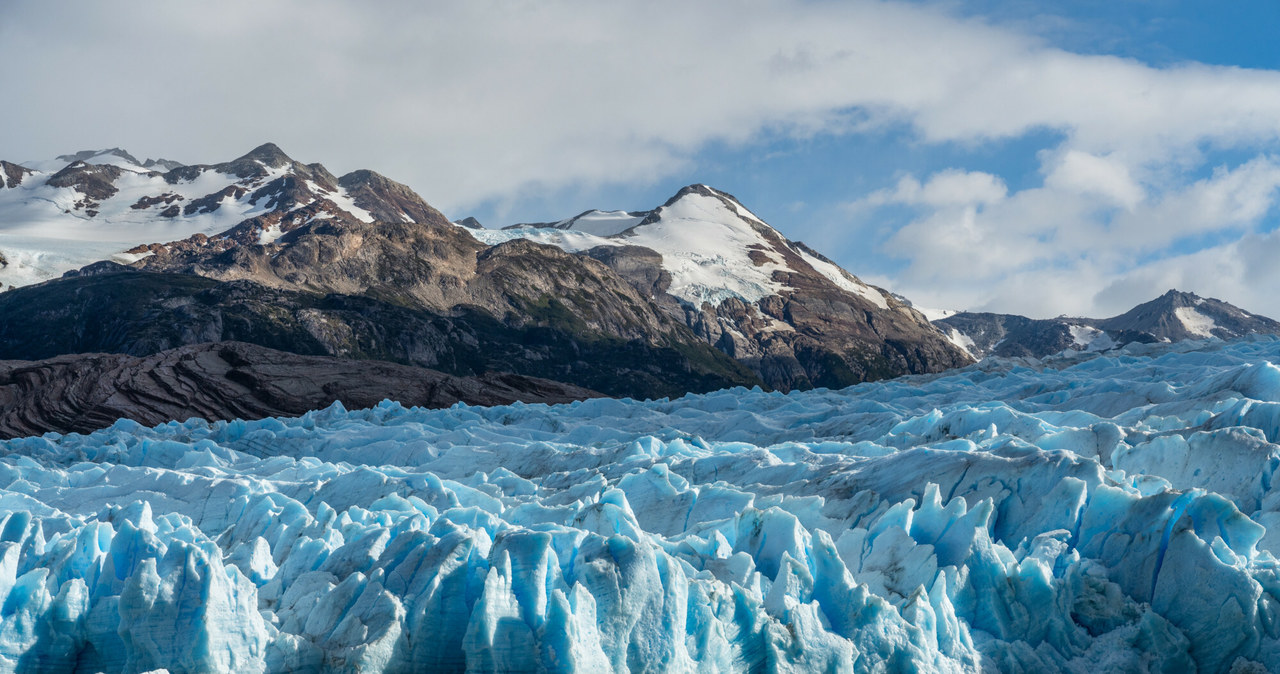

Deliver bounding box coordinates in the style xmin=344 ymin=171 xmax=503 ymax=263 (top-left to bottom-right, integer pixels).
xmin=4 ymin=340 xmax=1280 ymax=671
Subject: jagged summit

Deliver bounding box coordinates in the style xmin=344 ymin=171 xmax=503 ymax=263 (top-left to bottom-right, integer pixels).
xmin=0 ymin=144 xmax=441 ymax=287
xmin=937 ymin=289 xmax=1280 ymax=359
xmin=465 ymin=183 xmax=972 ymax=390
xmin=56 ymin=148 xmax=143 ymax=167
xmin=1100 ymin=289 xmax=1280 ymax=341
xmin=233 ymin=142 xmax=294 ymax=168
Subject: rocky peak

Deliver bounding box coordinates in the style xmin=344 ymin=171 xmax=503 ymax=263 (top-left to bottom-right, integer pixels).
xmin=938 ymin=289 xmax=1280 ymax=359
xmin=470 ymin=182 xmax=972 ymax=390
xmin=454 ymin=216 xmax=484 ymax=229
xmin=47 ymin=161 xmax=124 ymax=204
xmin=143 ymin=157 xmax=185 ymax=171
xmin=56 ymin=148 xmax=143 ymax=167
xmin=237 ymin=142 xmax=294 ymax=168
xmin=0 ymin=161 xmax=33 ymax=189
xmin=1098 ymin=289 xmax=1280 ymax=341
xmin=338 ymin=169 xmax=444 ymax=224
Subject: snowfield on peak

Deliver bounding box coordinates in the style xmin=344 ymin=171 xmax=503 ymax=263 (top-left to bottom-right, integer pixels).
xmin=466 ymin=185 xmax=892 ymax=310
xmin=1176 ymin=306 xmax=1219 ymax=338
xmin=2 ymin=338 xmax=1280 ymax=670
xmin=0 ymin=148 xmax=389 ymax=288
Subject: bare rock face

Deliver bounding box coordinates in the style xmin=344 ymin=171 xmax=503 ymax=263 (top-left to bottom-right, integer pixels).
xmin=0 ymin=267 xmax=759 ymax=401
xmin=134 ymin=217 xmax=690 ymax=346
xmin=584 ymin=245 xmax=673 ymax=299
xmin=0 ymin=342 xmax=600 ymax=439
xmin=45 ymin=161 xmax=124 ymax=216
xmin=339 ymin=169 xmax=441 ymax=223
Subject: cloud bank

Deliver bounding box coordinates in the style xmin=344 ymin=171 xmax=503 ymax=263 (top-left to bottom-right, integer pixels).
xmin=5 ymin=0 xmax=1280 ymax=317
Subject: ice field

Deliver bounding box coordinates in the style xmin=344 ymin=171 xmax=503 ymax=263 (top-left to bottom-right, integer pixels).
xmin=5 ymin=338 xmax=1280 ymax=671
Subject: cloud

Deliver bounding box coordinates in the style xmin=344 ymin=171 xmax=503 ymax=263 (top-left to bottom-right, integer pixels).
xmin=2 ymin=1 xmax=1277 ymax=207
xmin=5 ymin=0 xmax=1280 ymax=316
xmin=871 ymin=170 xmax=1009 ymax=208
xmin=1043 ymin=150 xmax=1144 ymax=209
xmin=866 ymin=156 xmax=1280 ymax=317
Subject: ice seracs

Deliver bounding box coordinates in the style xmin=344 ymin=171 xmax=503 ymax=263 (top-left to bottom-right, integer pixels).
xmin=0 ymin=338 xmax=1279 ymax=670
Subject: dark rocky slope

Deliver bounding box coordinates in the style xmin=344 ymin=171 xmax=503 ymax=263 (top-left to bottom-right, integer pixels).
xmin=0 ymin=342 xmax=599 ymax=439
xmin=0 ymin=267 xmax=758 ymax=400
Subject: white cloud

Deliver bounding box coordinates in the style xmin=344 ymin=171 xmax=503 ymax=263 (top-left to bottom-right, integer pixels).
xmin=873 ymin=170 xmax=1008 ymax=208
xmin=4 ymin=0 xmax=1280 ymax=210
xmin=869 ymin=157 xmax=1280 ymax=317
xmin=1043 ymin=150 xmax=1144 ymax=209
xmin=5 ymin=0 xmax=1280 ymax=317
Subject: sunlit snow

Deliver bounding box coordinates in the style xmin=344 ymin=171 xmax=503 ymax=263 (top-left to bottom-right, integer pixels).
xmin=466 ymin=188 xmax=888 ymax=311
xmin=0 ymin=158 xmax=378 ymax=288
xmin=1176 ymin=306 xmax=1219 ymax=338
xmin=3 ymin=339 xmax=1280 ymax=670
xmin=1067 ymin=324 xmax=1115 ymax=352
xmin=944 ymin=327 xmax=977 ymax=358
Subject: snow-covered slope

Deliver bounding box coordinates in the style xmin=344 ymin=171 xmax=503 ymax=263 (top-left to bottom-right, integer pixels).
xmin=472 ymin=184 xmax=891 ymax=309
xmin=465 ymin=185 xmax=971 ymax=390
xmin=3 ymin=338 xmax=1280 ymax=670
xmin=938 ymin=290 xmax=1280 ymax=360
xmin=0 ymin=144 xmax=430 ymax=288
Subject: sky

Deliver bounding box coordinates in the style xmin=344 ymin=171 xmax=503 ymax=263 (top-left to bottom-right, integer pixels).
xmin=4 ymin=0 xmax=1280 ymax=318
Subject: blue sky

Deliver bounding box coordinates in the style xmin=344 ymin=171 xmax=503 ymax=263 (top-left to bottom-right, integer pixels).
xmin=5 ymin=1 xmax=1280 ymax=317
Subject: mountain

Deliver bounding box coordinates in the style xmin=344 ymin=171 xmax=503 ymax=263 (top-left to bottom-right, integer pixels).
xmin=0 ymin=264 xmax=758 ymax=401
xmin=467 ymin=184 xmax=973 ymax=390
xmin=937 ymin=289 xmax=1280 ymax=359
xmin=0 ymin=143 xmax=435 ymax=288
xmin=0 ymin=341 xmax=599 ymax=439
xmin=2 ymin=144 xmax=971 ymax=403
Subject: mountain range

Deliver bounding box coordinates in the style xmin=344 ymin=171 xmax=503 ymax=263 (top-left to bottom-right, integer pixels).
xmin=937 ymin=289 xmax=1280 ymax=359
xmin=1 ymin=143 xmax=1275 ymax=435
xmin=0 ymin=143 xmax=973 ymax=433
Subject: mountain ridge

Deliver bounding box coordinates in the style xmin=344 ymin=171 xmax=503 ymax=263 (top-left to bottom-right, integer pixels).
xmin=937 ymin=289 xmax=1280 ymax=359
xmin=0 ymin=143 xmax=437 ymax=288
xmin=2 ymin=144 xmax=972 ymax=417
xmin=469 ymin=183 xmax=972 ymax=390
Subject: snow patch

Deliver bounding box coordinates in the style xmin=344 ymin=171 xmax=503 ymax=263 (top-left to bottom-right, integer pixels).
xmin=474 ymin=191 xmax=793 ymax=307
xmin=109 ymin=250 xmax=155 ymax=264
xmin=257 ymin=223 xmax=284 ymax=245
xmin=1175 ymin=307 xmax=1218 ymax=338
xmin=1067 ymin=324 xmax=1115 ymax=351
xmin=793 ymin=247 xmax=889 ymax=309
xmin=918 ymin=306 xmax=958 ymax=322
xmin=945 ymin=327 xmax=976 ymax=357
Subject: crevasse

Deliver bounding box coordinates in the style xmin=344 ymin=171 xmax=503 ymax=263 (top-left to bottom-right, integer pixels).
xmin=2 ymin=338 xmax=1280 ymax=671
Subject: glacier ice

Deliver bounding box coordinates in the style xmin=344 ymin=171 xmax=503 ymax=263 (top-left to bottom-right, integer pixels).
xmin=6 ymin=339 xmax=1280 ymax=671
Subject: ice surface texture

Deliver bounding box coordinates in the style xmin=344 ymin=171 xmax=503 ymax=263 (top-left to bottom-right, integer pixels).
xmin=4 ymin=338 xmax=1280 ymax=672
